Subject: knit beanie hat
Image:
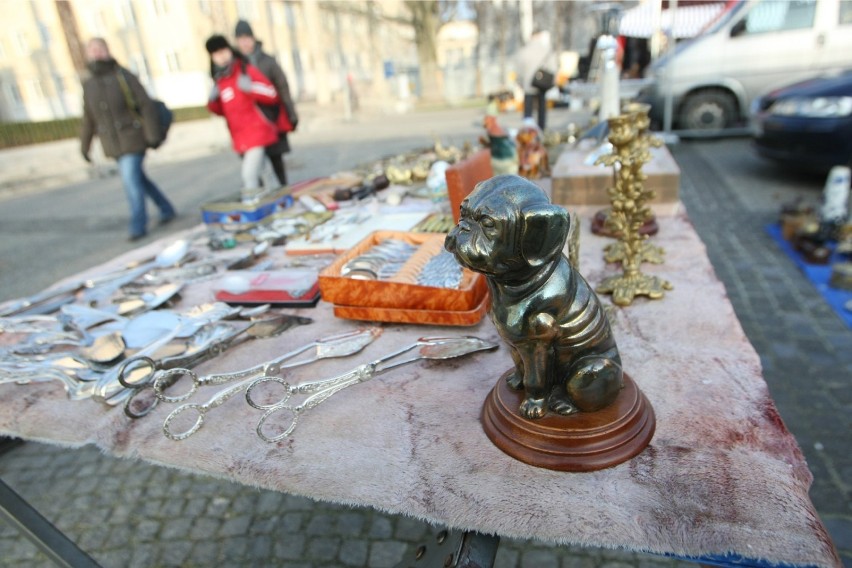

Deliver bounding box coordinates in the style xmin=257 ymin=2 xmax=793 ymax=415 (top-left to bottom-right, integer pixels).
xmin=205 ymin=34 xmax=231 ymax=54
xmin=235 ymin=20 xmax=254 ymax=38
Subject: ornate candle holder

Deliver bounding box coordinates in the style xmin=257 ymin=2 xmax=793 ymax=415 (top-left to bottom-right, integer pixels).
xmin=595 ymin=109 xmax=672 ymax=306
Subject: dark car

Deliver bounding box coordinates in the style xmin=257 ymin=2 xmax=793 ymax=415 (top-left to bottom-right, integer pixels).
xmin=751 ymin=69 xmax=852 ymax=172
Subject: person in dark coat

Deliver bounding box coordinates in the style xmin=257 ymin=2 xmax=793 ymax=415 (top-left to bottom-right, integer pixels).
xmin=234 ymin=19 xmax=298 ymax=187
xmin=80 ymin=38 xmax=176 ymax=241
xmin=515 ymin=29 xmax=557 ymax=131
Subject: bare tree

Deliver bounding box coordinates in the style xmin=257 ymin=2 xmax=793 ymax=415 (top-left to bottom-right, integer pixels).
xmin=472 ymin=1 xmax=489 ymax=97
xmin=405 ymin=1 xmax=442 ymax=102
xmin=54 ymin=0 xmax=86 ymax=76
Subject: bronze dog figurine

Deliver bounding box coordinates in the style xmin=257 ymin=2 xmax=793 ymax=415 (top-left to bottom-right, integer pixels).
xmin=445 ymin=175 xmax=623 ymax=419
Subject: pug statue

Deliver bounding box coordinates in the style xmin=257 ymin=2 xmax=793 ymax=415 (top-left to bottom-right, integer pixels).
xmin=445 ymin=175 xmax=623 ymax=420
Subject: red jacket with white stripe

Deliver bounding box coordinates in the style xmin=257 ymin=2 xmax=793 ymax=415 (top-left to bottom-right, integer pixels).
xmin=207 ymin=61 xmax=280 ymax=154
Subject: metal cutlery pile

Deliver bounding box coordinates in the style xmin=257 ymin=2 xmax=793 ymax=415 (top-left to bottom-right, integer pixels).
xmin=0 ymin=237 xmax=287 ymax=401
xmin=0 ymin=301 xmax=314 ymax=404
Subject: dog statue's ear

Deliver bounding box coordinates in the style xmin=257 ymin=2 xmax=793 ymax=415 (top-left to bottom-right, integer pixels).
xmin=520 ymin=204 xmax=569 ymax=267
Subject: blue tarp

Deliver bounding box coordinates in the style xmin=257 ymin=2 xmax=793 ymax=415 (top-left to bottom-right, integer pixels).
xmin=766 ymin=223 xmax=852 ymax=329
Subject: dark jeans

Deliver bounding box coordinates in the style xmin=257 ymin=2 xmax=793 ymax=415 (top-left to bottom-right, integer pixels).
xmin=117 ymin=152 xmax=175 ymax=237
xmin=268 ymin=153 xmax=287 ymax=186
xmin=265 ymin=133 xmax=290 ymax=187
xmin=523 ymin=91 xmax=547 ymax=130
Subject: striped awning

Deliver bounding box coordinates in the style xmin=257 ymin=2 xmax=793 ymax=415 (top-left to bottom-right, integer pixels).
xmin=619 ymin=1 xmax=729 ymax=39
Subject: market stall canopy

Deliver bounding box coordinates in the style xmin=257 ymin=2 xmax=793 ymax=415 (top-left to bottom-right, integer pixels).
xmin=619 ymin=0 xmax=731 ymax=39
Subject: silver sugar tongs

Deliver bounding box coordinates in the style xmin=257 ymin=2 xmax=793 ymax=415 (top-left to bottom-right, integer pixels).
xmin=153 ymin=327 xmax=382 ymax=403
xmin=160 ymin=327 xmax=383 ymax=441
xmin=245 ymin=335 xmax=499 ymax=443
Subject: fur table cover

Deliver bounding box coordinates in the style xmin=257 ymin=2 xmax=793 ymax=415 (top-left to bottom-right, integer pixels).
xmin=0 ymin=208 xmax=840 ymax=567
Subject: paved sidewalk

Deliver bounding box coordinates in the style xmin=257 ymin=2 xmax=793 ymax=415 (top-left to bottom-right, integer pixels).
xmin=0 ymin=100 xmax=407 ymax=200
xmin=0 ymin=118 xmax=226 ymax=199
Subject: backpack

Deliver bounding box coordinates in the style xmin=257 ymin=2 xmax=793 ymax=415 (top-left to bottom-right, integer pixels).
xmin=117 ymin=68 xmax=173 ymax=145
xmin=152 ymin=99 xmax=173 ymax=140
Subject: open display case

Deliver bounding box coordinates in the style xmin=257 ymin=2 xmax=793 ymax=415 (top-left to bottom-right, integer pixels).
xmin=319 ymin=231 xmax=489 ymax=325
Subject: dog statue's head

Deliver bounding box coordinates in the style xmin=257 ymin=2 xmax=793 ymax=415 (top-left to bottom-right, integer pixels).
xmin=445 ymin=175 xmax=569 ymax=283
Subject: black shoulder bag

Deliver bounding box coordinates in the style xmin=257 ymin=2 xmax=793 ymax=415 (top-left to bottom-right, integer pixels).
xmin=117 ymin=69 xmax=174 ymax=144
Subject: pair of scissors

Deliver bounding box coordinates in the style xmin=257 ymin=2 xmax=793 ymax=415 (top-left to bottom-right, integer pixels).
xmin=161 ymin=328 xmax=382 ymax=441
xmin=245 ymin=336 xmax=499 ymax=443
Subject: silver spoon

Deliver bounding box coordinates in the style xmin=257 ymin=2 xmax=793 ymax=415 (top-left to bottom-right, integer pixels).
xmin=92 ymin=302 xmax=239 ymax=402
xmin=0 ymin=240 xmax=191 ymax=318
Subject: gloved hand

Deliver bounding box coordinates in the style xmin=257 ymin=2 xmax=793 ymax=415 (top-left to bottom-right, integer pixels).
xmin=236 ymin=73 xmax=252 ymax=93
xmin=81 ymin=150 xmax=91 ymax=163
xmin=285 ymin=109 xmax=299 ymax=132
xmin=209 ymin=84 xmax=220 ymax=101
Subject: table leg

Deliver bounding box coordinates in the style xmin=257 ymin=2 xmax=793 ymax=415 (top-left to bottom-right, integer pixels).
xmin=395 ymin=528 xmax=500 ymax=568
xmin=0 ymin=476 xmax=101 ymax=568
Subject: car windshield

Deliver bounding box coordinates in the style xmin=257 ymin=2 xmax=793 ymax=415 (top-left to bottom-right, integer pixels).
xmin=648 ymin=1 xmax=748 ymax=74
xmin=696 ymin=0 xmax=747 ymax=36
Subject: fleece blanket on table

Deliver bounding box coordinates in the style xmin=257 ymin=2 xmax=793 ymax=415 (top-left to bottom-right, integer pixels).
xmin=0 ymin=208 xmax=840 ymax=567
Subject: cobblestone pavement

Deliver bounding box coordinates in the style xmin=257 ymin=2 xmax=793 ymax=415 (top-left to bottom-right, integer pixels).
xmin=0 ymin=125 xmax=849 ymax=566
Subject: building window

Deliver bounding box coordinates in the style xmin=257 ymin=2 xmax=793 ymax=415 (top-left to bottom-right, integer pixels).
xmin=272 ymin=3 xmax=285 ymax=26
xmin=27 ymin=79 xmax=45 ymax=100
xmin=285 ymin=3 xmax=296 ymax=28
xmin=38 ymin=22 xmax=51 ymax=46
xmin=52 ymin=74 xmax=65 ymax=94
xmin=3 ymin=81 xmax=23 ymax=104
xmin=161 ymin=51 xmax=181 ymax=73
xmin=236 ymin=0 xmax=257 ymax=20
xmin=150 ymin=0 xmax=168 ymax=16
xmin=116 ymin=0 xmax=137 ymax=28
xmin=14 ymin=33 xmax=28 ymax=56
xmin=85 ymin=9 xmax=107 ymax=36
xmin=293 ymin=49 xmax=303 ymax=75
xmin=129 ymin=54 xmax=148 ymax=78
xmin=840 ymin=0 xmax=852 ymax=24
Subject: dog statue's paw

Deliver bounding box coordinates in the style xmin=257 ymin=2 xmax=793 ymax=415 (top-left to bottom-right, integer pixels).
xmin=505 ymin=370 xmax=523 ymax=390
xmin=519 ymin=397 xmax=547 ymax=419
xmin=549 ymin=397 xmax=579 ymax=416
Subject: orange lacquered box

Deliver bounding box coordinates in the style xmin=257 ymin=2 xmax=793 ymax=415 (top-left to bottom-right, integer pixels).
xmin=318 ymin=231 xmax=490 ymax=325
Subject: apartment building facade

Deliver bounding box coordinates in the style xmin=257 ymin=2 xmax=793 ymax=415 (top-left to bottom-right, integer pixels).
xmin=0 ymin=0 xmax=418 ymax=122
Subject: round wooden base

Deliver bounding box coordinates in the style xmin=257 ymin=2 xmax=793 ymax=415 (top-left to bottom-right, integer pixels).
xmin=481 ymin=372 xmax=655 ymax=472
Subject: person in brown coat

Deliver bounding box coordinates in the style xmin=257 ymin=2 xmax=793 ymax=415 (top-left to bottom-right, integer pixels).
xmin=80 ymin=38 xmax=176 ymax=241
xmin=234 ymin=20 xmax=298 ymax=187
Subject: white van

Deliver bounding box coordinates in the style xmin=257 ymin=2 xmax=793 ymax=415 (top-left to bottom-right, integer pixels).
xmin=639 ymin=0 xmax=852 ymax=131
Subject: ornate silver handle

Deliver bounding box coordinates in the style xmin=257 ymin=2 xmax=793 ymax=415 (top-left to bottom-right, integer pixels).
xmin=247 ymin=364 xmax=375 ymax=442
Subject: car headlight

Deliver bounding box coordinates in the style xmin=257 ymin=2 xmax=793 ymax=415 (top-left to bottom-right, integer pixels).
xmin=769 ymin=96 xmax=852 ymax=118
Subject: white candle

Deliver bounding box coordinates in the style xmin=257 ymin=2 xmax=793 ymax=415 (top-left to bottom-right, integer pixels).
xmin=821 ymin=165 xmax=850 ymax=225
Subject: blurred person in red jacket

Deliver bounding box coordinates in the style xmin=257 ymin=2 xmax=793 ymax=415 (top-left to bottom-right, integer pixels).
xmin=205 ymin=34 xmax=279 ymax=203
xmin=234 ymin=20 xmax=297 ymax=187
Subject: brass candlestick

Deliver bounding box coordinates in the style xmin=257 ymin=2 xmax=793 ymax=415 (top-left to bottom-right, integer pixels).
xmin=595 ymin=109 xmax=672 ymax=306
xmin=601 ymin=103 xmax=666 ymax=265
